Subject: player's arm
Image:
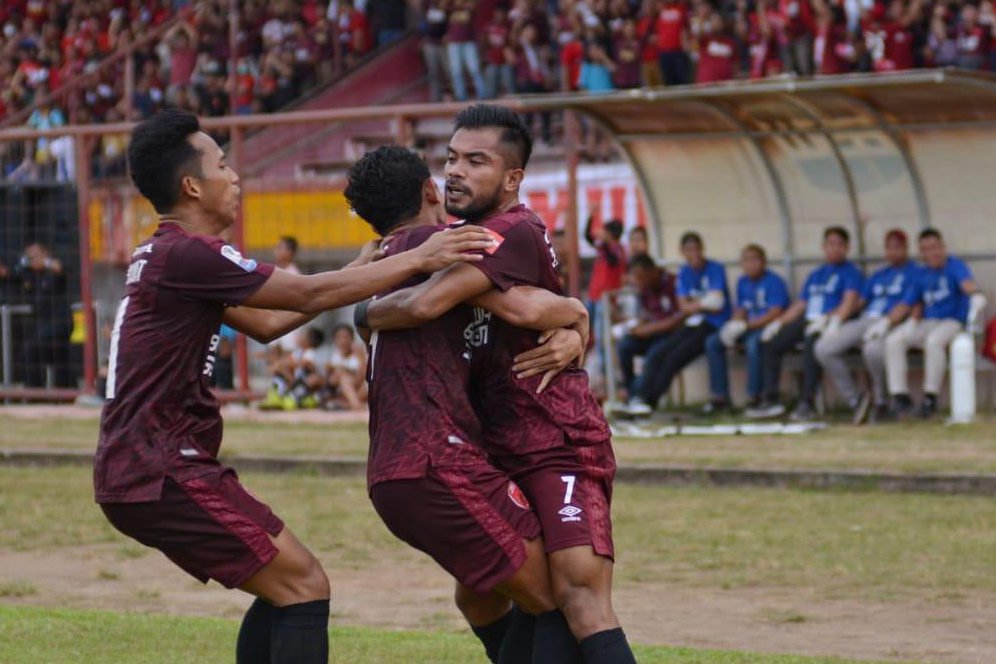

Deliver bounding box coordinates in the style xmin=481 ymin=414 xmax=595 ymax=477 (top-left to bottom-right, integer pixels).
xmin=471 ymin=286 xmax=588 ymax=333
xmin=364 ymin=263 xmax=495 ymax=330
xmin=745 ymin=305 xmax=783 ymax=330
xmin=242 ymin=226 xmax=494 ymax=314
xmin=776 ymin=299 xmax=806 ymax=324
xmin=630 ymin=311 xmax=685 ymax=337
xmin=222 ymin=307 xmax=317 ymax=344
xmin=829 ymin=289 xmax=861 ymax=321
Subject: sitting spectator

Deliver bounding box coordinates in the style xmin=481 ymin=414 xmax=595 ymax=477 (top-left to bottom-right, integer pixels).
xmin=704 ymin=243 xmax=789 ymax=413
xmin=261 ymin=326 xmax=325 ymax=410
xmin=696 ymin=11 xmax=739 ymax=83
xmin=483 ymin=6 xmax=515 ymax=98
xmin=624 ymin=231 xmax=731 ymax=415
xmin=886 ymin=228 xmax=987 ymax=419
xmin=325 ymin=324 xmax=368 ymax=411
xmin=814 ymin=229 xmax=918 ymax=424
xmin=446 ymin=0 xmax=487 ymax=101
xmin=615 ymin=253 xmax=682 ymax=408
xmin=749 ymin=226 xmax=864 ymax=421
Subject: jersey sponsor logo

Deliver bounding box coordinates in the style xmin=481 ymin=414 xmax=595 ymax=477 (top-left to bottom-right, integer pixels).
xmin=220 ymin=244 xmax=258 ymax=272
xmin=126 ymin=259 xmax=147 ymax=285
xmin=463 ymin=307 xmax=492 ymax=349
xmin=483 ymin=228 xmax=504 ymax=255
xmin=508 ymin=481 xmax=531 ymax=510
xmin=559 ymin=505 xmax=583 ymax=522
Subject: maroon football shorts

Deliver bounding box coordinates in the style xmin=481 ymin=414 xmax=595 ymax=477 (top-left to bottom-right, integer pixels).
xmin=370 ymin=460 xmax=542 ymax=594
xmin=493 ymin=441 xmax=616 ymax=560
xmin=100 ymin=468 xmax=284 ymax=589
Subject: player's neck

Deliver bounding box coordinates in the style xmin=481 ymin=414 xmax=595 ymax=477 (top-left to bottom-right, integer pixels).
xmin=468 ymin=195 xmax=520 ymax=224
xmin=159 ymin=208 xmax=227 ymax=238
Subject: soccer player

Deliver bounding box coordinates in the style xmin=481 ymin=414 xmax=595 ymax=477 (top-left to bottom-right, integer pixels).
xmin=364 ymin=105 xmax=638 ymax=663
xmin=885 ymin=228 xmax=987 ymax=419
xmin=814 ymin=229 xmax=918 ymax=423
xmin=345 ymin=145 xmax=590 ymax=663
xmin=92 ymin=109 xmax=496 ymax=664
xmin=704 ymin=243 xmax=789 ymax=413
xmin=749 ymin=226 xmax=864 ymax=421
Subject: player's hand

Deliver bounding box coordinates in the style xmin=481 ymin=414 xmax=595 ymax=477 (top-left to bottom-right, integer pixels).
xmin=513 ymin=328 xmax=584 ymax=393
xmin=863 ymin=317 xmax=891 ymax=343
xmin=348 ymin=239 xmax=383 ymax=268
xmin=412 ymin=226 xmax=496 ymax=272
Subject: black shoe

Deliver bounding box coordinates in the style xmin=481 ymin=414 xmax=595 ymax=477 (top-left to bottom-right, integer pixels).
xmin=701 ymin=399 xmax=731 ymax=416
xmin=869 ymin=403 xmax=893 ymax=424
xmin=919 ymin=393 xmax=938 ymax=419
xmin=851 ymin=391 xmax=872 ymax=426
xmin=891 ymin=394 xmax=915 ymax=420
xmin=790 ymin=400 xmax=816 ymax=422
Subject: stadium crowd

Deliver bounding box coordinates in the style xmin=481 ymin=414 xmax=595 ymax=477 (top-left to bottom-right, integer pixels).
xmin=600 ymin=224 xmax=989 ymax=423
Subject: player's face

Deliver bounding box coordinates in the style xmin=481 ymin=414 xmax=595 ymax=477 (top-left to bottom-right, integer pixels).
xmin=189 ymin=132 xmax=241 ymax=227
xmin=919 ymin=236 xmax=946 ymax=269
xmin=629 ymin=265 xmax=655 ymax=290
xmin=823 ymin=233 xmax=848 ymax=263
xmin=884 ymin=237 xmax=908 ymax=266
xmin=444 ymin=128 xmax=522 ymax=222
xmin=629 ymin=230 xmax=649 ymax=255
xmin=741 ymin=249 xmax=764 ymax=279
xmin=681 ymin=240 xmax=704 ymax=268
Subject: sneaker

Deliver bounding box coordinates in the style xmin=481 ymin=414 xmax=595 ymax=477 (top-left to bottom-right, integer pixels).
xmin=620 ymin=397 xmax=653 ymax=416
xmin=869 ymin=403 xmax=893 ymax=424
xmin=300 ymin=395 xmax=319 ymax=409
xmin=851 ymin=391 xmax=872 ymax=426
xmin=790 ymin=401 xmax=816 ymax=422
xmin=281 ymin=394 xmax=299 ymax=411
xmin=918 ymin=394 xmax=938 ymax=419
xmin=891 ymin=394 xmax=915 ymax=419
xmin=259 ymin=388 xmax=284 ymax=410
xmin=745 ymin=400 xmax=786 ymax=419
xmin=701 ymin=399 xmax=731 ymax=416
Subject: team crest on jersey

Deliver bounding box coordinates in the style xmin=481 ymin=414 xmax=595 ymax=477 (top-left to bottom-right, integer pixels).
xmin=508 ymin=482 xmax=531 ymax=510
xmin=220 ymin=244 xmax=258 ymax=272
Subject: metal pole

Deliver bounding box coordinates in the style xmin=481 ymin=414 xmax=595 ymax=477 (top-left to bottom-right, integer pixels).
xmin=1 ymin=305 xmax=12 ymax=388
xmin=123 ymin=52 xmax=135 ymax=121
xmin=228 ymin=0 xmax=240 ymax=116
xmin=565 ymin=110 xmax=582 ymax=299
xmin=230 ymin=126 xmax=250 ymax=394
xmin=600 ymin=290 xmax=617 ymax=402
xmin=75 ymin=135 xmax=97 ymax=393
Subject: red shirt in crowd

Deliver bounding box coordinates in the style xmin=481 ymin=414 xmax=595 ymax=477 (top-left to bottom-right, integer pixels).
xmin=560 ymin=38 xmax=584 ymax=90
xmin=814 ymin=24 xmax=854 ymax=74
xmin=484 ymin=20 xmax=509 ymax=66
xmin=614 ymin=37 xmax=643 ymax=88
xmin=587 ymin=240 xmax=627 ymax=302
xmin=446 ymin=5 xmax=475 ymax=43
xmin=748 ymin=12 xmax=783 ymax=78
xmin=637 ymin=15 xmax=659 ymax=62
xmin=957 ymin=24 xmax=991 ymax=61
xmin=696 ymin=34 xmax=737 ymax=83
xmin=656 ymin=1 xmax=688 ymax=52
xmin=777 ymin=0 xmax=815 ymax=41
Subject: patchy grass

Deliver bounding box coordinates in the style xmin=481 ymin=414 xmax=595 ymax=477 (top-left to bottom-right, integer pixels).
xmin=0 ymin=580 xmax=37 ymax=598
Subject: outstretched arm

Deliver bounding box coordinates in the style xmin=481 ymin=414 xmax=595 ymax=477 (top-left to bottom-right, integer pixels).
xmin=223 ymin=307 xmax=318 ymax=344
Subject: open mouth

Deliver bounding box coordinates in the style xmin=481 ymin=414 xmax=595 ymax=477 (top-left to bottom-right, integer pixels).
xmin=445 ymin=181 xmax=469 ymax=198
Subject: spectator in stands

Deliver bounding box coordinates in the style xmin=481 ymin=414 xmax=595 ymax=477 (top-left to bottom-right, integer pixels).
xmin=813 ymin=0 xmax=857 ymax=74
xmin=368 ymin=0 xmax=408 ymax=47
xmin=744 ymin=0 xmax=784 ymax=78
xmin=559 ymin=13 xmax=585 ymax=91
xmin=483 ymin=6 xmax=515 ymax=98
xmin=421 ymin=0 xmax=450 ymax=101
xmin=886 ymin=228 xmax=987 ymax=419
xmin=515 ymin=22 xmax=553 ymax=141
xmin=13 ymin=242 xmax=73 ymax=388
xmin=25 ymin=86 xmax=65 ymax=173
xmin=579 ymin=33 xmax=616 ymax=92
xmin=927 ymin=4 xmax=959 ymax=67
xmin=864 ymin=0 xmax=920 ymax=72
xmin=446 ymin=0 xmax=486 ymax=101
xmin=261 ymin=326 xmax=326 ymax=410
xmin=815 ymin=229 xmax=918 ymax=424
xmin=165 ymin=19 xmax=198 ymax=91
xmin=629 ymin=225 xmax=650 ymax=257
xmin=704 ymin=243 xmax=789 ymax=413
xmin=777 ymin=0 xmax=816 ymax=75
xmin=325 ymin=324 xmax=368 ymax=411
xmin=656 ymin=0 xmax=692 ymax=85
xmin=955 ymin=2 xmax=990 ymax=69
xmin=636 ymin=0 xmax=663 ymax=87
xmin=624 ymin=231 xmax=731 ymax=415
xmin=615 ymin=253 xmax=682 ymax=408
xmin=696 ymin=11 xmax=739 ymax=83
xmin=97 ymin=108 xmax=128 ymax=177
xmin=749 ymin=226 xmax=864 ymax=421
xmin=613 ymin=18 xmax=643 ymax=89
xmin=334 ymin=0 xmax=373 ymax=67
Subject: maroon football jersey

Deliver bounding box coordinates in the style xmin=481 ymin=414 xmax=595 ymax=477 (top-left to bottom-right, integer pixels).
xmin=469 ymin=205 xmax=611 ymax=454
xmin=94 ymin=223 xmax=274 ymax=503
xmin=366 ymin=224 xmax=488 ymax=488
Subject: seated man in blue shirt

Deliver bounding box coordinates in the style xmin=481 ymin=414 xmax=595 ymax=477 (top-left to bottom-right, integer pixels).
xmin=749 ymin=226 xmax=864 ymax=421
xmin=814 ymin=229 xmax=919 ymax=424
xmin=885 ymin=228 xmax=987 ymax=419
xmin=615 ymin=253 xmax=683 ymax=410
xmin=704 ymin=243 xmax=789 ymax=414
xmin=624 ymin=231 xmax=731 ymax=415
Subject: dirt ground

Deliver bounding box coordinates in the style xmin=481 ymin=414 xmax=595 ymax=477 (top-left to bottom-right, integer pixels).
xmin=3 ymin=544 xmax=994 ymax=664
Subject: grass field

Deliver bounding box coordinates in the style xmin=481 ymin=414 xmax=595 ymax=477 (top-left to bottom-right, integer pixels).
xmin=0 ymin=605 xmax=906 ymax=664
xmin=2 ymin=412 xmax=996 ymax=474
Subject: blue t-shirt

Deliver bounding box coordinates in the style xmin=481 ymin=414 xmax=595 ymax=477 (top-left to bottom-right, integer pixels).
xmin=578 ymin=62 xmax=615 ymax=92
xmin=677 ymin=259 xmax=731 ymax=328
xmin=902 ymin=256 xmax=974 ymax=322
xmin=737 ymin=270 xmax=790 ymax=322
xmin=861 ymin=261 xmax=918 ymax=318
xmin=800 ymin=261 xmax=864 ymax=320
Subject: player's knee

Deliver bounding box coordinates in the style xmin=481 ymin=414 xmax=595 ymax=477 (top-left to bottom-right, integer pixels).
xmin=554 ymin=581 xmax=615 ymax=637
xmin=454 ymin=586 xmax=511 ymax=624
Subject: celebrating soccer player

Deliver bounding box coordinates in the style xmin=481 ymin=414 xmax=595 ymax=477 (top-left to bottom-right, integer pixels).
xmin=92 ymin=109 xmax=496 ymax=664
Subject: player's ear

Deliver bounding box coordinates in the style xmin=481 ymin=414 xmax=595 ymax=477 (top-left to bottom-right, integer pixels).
xmin=504 ymin=167 xmax=524 ymax=192
xmin=425 ymin=178 xmax=441 ymax=205
xmin=180 ymin=174 xmax=202 ymax=201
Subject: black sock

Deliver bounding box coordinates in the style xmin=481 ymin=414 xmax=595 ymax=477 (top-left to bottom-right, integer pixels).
xmin=471 ymin=609 xmax=514 ymax=664
xmin=532 ymin=610 xmax=582 ymax=664
xmin=236 ymin=598 xmax=273 ymax=664
xmin=270 ymin=599 xmax=330 ymax=664
xmin=497 ymin=607 xmax=535 ymax=664
xmin=580 ymin=628 xmax=637 ymax=664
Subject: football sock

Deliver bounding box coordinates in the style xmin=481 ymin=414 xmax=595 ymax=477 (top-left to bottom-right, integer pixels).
xmin=236 ymin=598 xmax=272 ymax=664
xmin=471 ymin=608 xmax=514 ymax=664
xmin=271 ymin=376 xmax=289 ymax=395
xmin=496 ymin=607 xmax=535 ymax=664
xmin=270 ymin=599 xmax=330 ymax=664
xmin=580 ymin=627 xmax=637 ymax=664
xmin=532 ymin=610 xmax=582 ymax=663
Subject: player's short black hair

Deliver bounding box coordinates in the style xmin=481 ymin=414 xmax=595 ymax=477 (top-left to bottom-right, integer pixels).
xmin=918 ymin=227 xmax=943 ymax=242
xmin=604 ymin=219 xmax=624 ymax=240
xmin=824 ymin=226 xmax=850 ymax=243
xmin=453 ymin=104 xmax=533 ymax=170
xmin=279 ymin=236 xmax=299 ymax=255
xmin=680 ymin=231 xmax=703 ymax=248
xmin=128 ymin=108 xmax=203 ymax=213
xmin=628 ymin=253 xmax=657 ymax=271
xmin=344 ymin=146 xmax=430 ymax=236
xmin=332 ymin=323 xmax=355 ymax=339
xmin=742 ymin=243 xmax=767 ymax=260
xmin=305 ymin=327 xmax=325 ymax=348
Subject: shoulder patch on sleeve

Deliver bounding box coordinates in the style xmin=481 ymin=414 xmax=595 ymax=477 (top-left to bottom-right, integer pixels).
xmin=484 ymin=228 xmax=505 ymax=255
xmin=220 ymin=244 xmax=258 ymax=272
